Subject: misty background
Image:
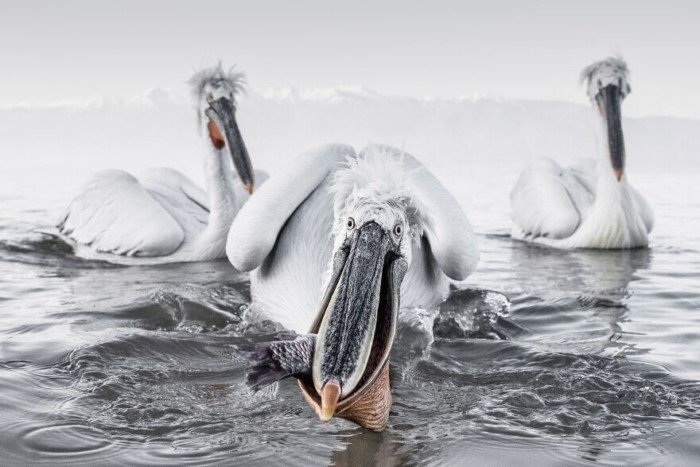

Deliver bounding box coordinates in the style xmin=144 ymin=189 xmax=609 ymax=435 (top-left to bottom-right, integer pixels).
xmin=0 ymin=0 xmax=698 ymax=244
xmin=2 ymin=0 xmax=700 ymax=117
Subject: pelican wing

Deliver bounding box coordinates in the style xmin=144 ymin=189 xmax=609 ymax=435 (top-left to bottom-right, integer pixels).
xmin=141 ymin=167 xmax=271 ymax=217
xmin=510 ymin=157 xmax=595 ymax=239
xmin=232 ymin=169 xmax=270 ymax=209
xmin=227 ymin=144 xmax=356 ymax=271
xmin=138 ymin=167 xmax=210 ymax=226
xmin=360 ymin=144 xmax=479 ymax=281
xmin=58 ymin=169 xmax=185 ymax=257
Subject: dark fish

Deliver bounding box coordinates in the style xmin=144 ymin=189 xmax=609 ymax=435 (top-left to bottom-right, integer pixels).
xmin=246 ymin=332 xmax=316 ymax=391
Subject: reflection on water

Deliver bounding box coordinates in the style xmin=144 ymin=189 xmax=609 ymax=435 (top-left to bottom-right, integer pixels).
xmin=1 ymin=217 xmax=700 ymax=464
xmin=510 ymin=239 xmax=652 ymax=292
xmin=506 ymin=243 xmax=653 ymax=355
xmin=330 ymin=430 xmax=409 ymax=466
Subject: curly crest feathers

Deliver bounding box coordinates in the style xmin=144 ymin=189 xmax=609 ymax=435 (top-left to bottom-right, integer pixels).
xmin=189 ymin=61 xmax=246 ymax=102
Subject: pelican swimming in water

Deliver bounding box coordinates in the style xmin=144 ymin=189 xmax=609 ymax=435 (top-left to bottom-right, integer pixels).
xmin=58 ymin=63 xmax=264 ymax=262
xmin=510 ymin=57 xmax=653 ymax=249
xmin=228 ymin=144 xmax=478 ymax=430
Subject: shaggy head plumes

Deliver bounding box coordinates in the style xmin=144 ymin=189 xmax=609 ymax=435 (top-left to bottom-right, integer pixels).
xmin=331 ymin=147 xmax=424 ymax=244
xmin=189 ymin=62 xmax=246 ymax=103
xmin=580 ymin=56 xmax=631 ymax=101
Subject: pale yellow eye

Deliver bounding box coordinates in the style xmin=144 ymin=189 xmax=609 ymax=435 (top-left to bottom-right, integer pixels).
xmin=393 ymin=223 xmax=403 ymax=237
xmin=346 ymin=217 xmax=355 ymax=230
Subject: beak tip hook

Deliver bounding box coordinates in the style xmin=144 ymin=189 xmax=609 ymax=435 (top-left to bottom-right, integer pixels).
xmin=319 ymin=381 xmax=341 ymax=422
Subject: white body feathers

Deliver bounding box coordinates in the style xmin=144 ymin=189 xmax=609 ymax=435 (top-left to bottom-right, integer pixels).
xmin=510 ymin=155 xmax=653 ymax=249
xmin=227 ymin=144 xmax=478 ymax=332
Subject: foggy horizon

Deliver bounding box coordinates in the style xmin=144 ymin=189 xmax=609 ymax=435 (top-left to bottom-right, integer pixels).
xmin=2 ymin=0 xmax=699 ymax=119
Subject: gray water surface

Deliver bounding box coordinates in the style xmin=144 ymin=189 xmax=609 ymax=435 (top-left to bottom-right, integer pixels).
xmin=1 ymin=172 xmax=700 ymax=465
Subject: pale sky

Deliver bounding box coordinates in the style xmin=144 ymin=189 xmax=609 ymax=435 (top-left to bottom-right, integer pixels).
xmin=1 ymin=0 xmax=699 ymax=118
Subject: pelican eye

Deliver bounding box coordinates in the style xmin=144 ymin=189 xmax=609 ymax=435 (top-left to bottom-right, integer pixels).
xmin=206 ymin=93 xmax=214 ymax=103
xmin=346 ymin=217 xmax=355 ymax=230
xmin=393 ymin=223 xmax=403 ymax=237
xmin=597 ymin=79 xmax=603 ymax=88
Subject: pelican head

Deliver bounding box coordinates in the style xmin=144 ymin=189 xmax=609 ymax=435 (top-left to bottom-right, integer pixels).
xmin=300 ymin=152 xmax=421 ymax=428
xmin=190 ymin=63 xmax=255 ymax=193
xmin=580 ymin=57 xmax=631 ymax=182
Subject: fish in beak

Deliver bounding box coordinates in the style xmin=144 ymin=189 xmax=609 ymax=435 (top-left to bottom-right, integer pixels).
xmin=205 ymin=98 xmax=255 ymax=193
xmin=245 ymin=221 xmax=408 ymax=431
xmin=596 ymin=84 xmax=626 ymax=182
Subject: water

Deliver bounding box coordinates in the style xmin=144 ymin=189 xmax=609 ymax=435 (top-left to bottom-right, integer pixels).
xmin=1 ymin=167 xmax=700 ymax=465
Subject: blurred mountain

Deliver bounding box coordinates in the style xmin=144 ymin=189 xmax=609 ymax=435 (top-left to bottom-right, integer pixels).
xmin=1 ymin=86 xmax=697 ymax=220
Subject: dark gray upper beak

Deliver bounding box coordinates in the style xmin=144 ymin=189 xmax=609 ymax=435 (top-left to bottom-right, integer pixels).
xmin=206 ymin=98 xmax=255 ymax=193
xmin=596 ymin=84 xmax=625 ymax=182
xmin=311 ymin=221 xmax=407 ymax=420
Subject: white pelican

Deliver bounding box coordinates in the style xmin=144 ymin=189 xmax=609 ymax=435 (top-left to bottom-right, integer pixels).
xmin=510 ymin=57 xmax=653 ymax=249
xmin=228 ymin=144 xmax=478 ymax=430
xmin=58 ymin=63 xmax=264 ymax=262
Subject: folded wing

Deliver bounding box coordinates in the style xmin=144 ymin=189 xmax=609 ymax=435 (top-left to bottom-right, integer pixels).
xmin=510 ymin=157 xmax=595 ymax=240
xmin=227 ymin=144 xmax=355 ymax=271
xmin=58 ymin=169 xmax=185 ymax=257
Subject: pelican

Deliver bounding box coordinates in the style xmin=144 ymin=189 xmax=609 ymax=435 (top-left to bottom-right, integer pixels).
xmin=58 ymin=63 xmax=264 ymax=262
xmin=228 ymin=144 xmax=478 ymax=430
xmin=510 ymin=57 xmax=654 ymax=249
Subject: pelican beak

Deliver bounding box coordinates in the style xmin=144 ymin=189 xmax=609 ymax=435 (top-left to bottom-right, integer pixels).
xmin=205 ymin=98 xmax=255 ymax=193
xmin=596 ymin=84 xmax=625 ymax=182
xmin=319 ymin=380 xmax=341 ymax=422
xmin=299 ymin=221 xmax=408 ymax=431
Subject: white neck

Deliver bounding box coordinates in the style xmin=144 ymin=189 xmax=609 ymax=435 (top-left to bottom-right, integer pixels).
xmin=190 ymin=137 xmax=239 ymax=259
